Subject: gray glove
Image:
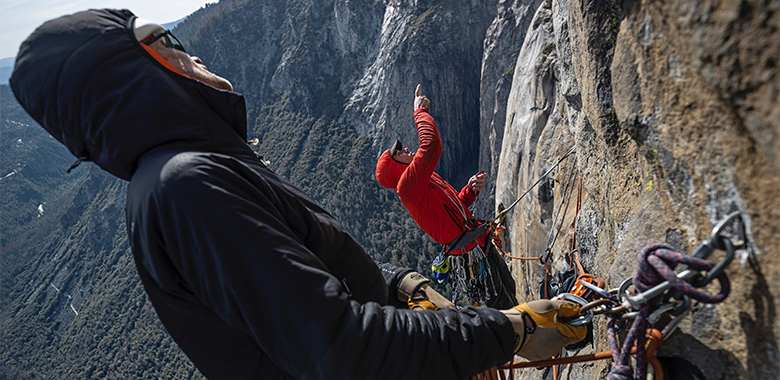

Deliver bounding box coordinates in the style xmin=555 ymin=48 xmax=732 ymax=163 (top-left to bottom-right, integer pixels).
xmin=398 ymin=272 xmax=455 ymax=310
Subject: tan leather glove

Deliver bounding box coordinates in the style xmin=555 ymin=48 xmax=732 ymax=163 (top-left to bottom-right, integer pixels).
xmin=500 ymin=300 xmax=587 ymax=361
xmin=398 ymin=272 xmax=455 ymax=310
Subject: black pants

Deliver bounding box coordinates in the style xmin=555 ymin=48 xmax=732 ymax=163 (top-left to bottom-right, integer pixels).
xmin=483 ymin=242 xmax=518 ymax=309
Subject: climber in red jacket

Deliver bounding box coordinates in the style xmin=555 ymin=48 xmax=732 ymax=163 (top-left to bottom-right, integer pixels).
xmin=376 ymin=85 xmax=518 ymax=309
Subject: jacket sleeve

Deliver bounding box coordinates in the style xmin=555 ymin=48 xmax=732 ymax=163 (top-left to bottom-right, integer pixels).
xmin=396 ymin=107 xmax=441 ymax=205
xmin=151 ymin=155 xmax=513 ymax=380
xmin=376 ymin=261 xmax=414 ymax=308
xmin=458 ymin=183 xmax=478 ymax=208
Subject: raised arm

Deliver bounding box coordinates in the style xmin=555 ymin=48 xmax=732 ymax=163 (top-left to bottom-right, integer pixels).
xmin=397 ymin=85 xmax=442 ymax=205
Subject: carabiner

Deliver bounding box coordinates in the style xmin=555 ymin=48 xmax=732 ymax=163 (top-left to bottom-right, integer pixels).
xmin=648 ymin=298 xmax=691 ymax=324
xmin=553 ymin=293 xmax=594 ymax=326
xmin=662 ymin=306 xmax=692 ymax=340
xmin=580 ymin=299 xmax=615 ymax=314
xmin=693 ymin=237 xmax=735 ymax=288
xmin=708 ymin=211 xmax=743 ymax=251
xmin=578 ymin=279 xmax=619 ymax=302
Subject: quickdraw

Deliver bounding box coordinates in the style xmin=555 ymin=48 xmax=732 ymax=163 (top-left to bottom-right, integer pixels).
xmin=430 ymin=220 xmax=498 ymax=306
xmin=445 ymin=243 xmax=499 ymax=306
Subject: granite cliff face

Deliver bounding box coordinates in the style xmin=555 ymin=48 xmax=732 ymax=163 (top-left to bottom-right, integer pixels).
xmin=491 ymin=0 xmax=779 ymax=378
xmin=2 ymin=0 xmax=777 ymax=378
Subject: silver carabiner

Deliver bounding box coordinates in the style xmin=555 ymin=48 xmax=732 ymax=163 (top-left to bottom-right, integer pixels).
xmin=693 ymin=237 xmax=735 ymax=288
xmin=553 ymin=293 xmax=594 ymax=326
xmin=662 ymin=307 xmax=692 ymax=340
xmin=648 ymin=296 xmax=690 ymax=324
xmin=648 ymin=303 xmax=678 ymax=324
xmin=578 ymin=280 xmax=619 ymax=302
xmin=708 ymin=211 xmax=743 ymax=251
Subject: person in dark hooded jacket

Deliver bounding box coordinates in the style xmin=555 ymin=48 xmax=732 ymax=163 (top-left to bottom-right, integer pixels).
xmin=10 ymin=9 xmax=586 ymax=380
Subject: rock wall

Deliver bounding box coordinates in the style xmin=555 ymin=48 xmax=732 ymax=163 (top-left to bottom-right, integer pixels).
xmin=340 ymin=0 xmax=495 ymax=184
xmin=493 ymin=0 xmax=779 ymax=378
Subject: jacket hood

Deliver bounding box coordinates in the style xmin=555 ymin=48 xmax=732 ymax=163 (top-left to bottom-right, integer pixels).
xmin=375 ymin=150 xmax=408 ymax=189
xmin=10 ymin=9 xmax=248 ymax=180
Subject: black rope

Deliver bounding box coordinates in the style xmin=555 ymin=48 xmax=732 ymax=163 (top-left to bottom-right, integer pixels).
xmin=493 ymin=145 xmax=576 ymax=225
xmin=545 ymin=156 xmax=578 ymax=251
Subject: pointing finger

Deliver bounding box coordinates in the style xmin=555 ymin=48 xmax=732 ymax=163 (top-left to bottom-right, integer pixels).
xmin=416 ymin=84 xmax=421 ymax=97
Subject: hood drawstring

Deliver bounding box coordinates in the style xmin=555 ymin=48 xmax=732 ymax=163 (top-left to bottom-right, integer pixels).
xmin=67 ymin=156 xmax=89 ymax=173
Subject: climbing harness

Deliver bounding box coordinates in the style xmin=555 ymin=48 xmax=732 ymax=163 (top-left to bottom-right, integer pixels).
xmin=428 ymin=171 xmax=507 ymax=306
xmin=433 ymin=146 xmax=577 ymax=307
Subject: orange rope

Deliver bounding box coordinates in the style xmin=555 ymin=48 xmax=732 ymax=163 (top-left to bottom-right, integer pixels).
xmin=498 ymin=329 xmax=664 ymax=379
xmin=493 ymin=230 xmax=551 ymax=300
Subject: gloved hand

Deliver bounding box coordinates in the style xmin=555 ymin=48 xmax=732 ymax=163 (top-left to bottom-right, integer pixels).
xmin=398 ymin=272 xmax=455 ymax=310
xmin=500 ymin=299 xmax=587 ymax=361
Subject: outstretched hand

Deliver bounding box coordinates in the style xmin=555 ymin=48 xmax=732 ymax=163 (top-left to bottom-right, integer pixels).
xmin=500 ymin=299 xmax=587 ymax=361
xmin=414 ymin=84 xmax=430 ymax=110
xmin=468 ymin=171 xmax=486 ymax=193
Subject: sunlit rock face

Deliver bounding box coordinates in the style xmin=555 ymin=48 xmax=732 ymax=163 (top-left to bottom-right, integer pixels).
xmin=492 ymin=1 xmax=779 ymax=379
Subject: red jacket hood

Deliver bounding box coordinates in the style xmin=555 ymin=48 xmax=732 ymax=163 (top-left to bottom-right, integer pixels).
xmin=375 ymin=149 xmax=408 ymax=189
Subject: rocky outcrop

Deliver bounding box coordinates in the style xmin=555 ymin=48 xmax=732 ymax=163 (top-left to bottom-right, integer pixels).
xmin=476 ymin=0 xmax=543 ymax=216
xmin=493 ymin=0 xmax=779 ymax=378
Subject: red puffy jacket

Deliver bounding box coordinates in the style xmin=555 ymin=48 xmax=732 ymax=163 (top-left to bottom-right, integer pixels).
xmin=376 ymin=107 xmax=486 ymax=253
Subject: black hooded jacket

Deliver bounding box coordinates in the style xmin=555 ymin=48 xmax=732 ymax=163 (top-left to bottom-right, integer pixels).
xmin=10 ymin=9 xmax=514 ymax=379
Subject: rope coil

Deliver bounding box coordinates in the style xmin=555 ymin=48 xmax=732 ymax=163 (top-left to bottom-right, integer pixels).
xmin=607 ymin=243 xmax=732 ymax=380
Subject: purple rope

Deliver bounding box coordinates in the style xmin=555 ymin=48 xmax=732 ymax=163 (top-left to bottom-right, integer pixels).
xmin=607 ymin=308 xmax=649 ymax=380
xmin=634 ymin=244 xmax=730 ymax=303
xmin=607 ymin=244 xmax=731 ymax=380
